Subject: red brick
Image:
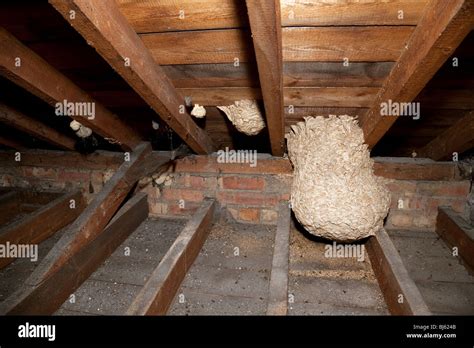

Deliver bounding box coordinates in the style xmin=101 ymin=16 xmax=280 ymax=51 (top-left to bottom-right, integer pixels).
xmin=220 ymin=176 xmax=265 ymax=191
xmin=261 ymin=209 xmax=278 ymax=224
xmin=57 ymin=169 xmax=91 ymax=182
xmin=387 ymin=211 xmax=414 ymax=228
xmin=417 ymin=181 xmax=470 ymax=197
xmin=239 ymin=208 xmax=260 ymax=222
xmin=217 ymin=191 xmax=279 ymax=207
xmin=386 ymin=181 xmax=417 ymax=193
xmin=162 ymin=188 xmax=204 ymax=202
xmin=23 ymin=167 xmax=57 ymax=180
xmin=168 ymin=201 xmax=200 ymax=215
xmin=189 ymin=175 xmax=217 ymax=190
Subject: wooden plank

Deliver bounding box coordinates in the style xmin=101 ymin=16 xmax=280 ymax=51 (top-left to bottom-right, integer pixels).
xmin=0 ymin=135 xmax=27 ymax=150
xmin=436 ymin=207 xmax=474 ymax=272
xmin=0 ymin=192 xmax=149 ymax=314
xmin=115 ymin=0 xmax=426 ymax=32
xmin=177 ymin=87 xmax=378 ymax=107
xmin=23 ymin=142 xmax=154 ymax=286
xmin=127 ymin=198 xmax=215 ymax=315
xmin=0 ymin=191 xmax=85 ymax=270
xmin=116 ymin=0 xmax=247 ymax=33
xmin=267 ymin=201 xmax=291 ymax=315
xmin=285 ymin=107 xmax=369 ymax=121
xmin=140 ymin=27 xmax=414 ymax=65
xmin=0 ymin=28 xmax=141 ymax=151
xmin=161 ymin=62 xmax=392 ymax=88
xmin=417 ymin=110 xmax=474 ymax=160
xmin=50 ymin=0 xmax=215 ymax=155
xmin=281 ymin=0 xmax=428 ymax=26
xmin=0 ymin=103 xmax=75 ymax=151
xmin=246 ymin=0 xmax=285 ymax=156
xmin=284 ymin=62 xmax=393 ymax=88
xmin=417 ymin=89 xmax=474 ymax=110
xmin=366 ymin=228 xmax=431 ymax=315
xmin=361 ymin=0 xmax=474 ymax=148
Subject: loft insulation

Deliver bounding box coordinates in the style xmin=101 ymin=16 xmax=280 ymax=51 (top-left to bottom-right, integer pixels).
xmin=217 ymin=100 xmax=265 ymax=136
xmin=286 ymin=115 xmax=390 ymax=242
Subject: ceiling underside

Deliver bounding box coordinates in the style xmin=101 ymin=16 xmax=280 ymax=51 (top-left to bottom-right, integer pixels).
xmin=0 ymin=0 xmax=472 ymax=158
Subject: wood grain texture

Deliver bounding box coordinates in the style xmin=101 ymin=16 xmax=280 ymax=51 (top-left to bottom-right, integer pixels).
xmin=0 ymin=103 xmax=75 ymax=151
xmin=246 ymin=0 xmax=285 ymax=156
xmin=140 ymin=27 xmax=414 ymax=65
xmin=0 ymin=28 xmax=141 ymax=151
xmin=176 ymin=87 xmax=378 ymax=107
xmin=361 ymin=0 xmax=474 ymax=148
xmin=0 ymin=192 xmax=149 ymax=315
xmin=116 ymin=0 xmax=247 ymax=33
xmin=127 ymin=199 xmax=215 ymax=315
xmin=115 ymin=0 xmax=427 ymax=32
xmin=267 ymin=202 xmax=291 ymax=315
xmin=366 ymin=228 xmax=431 ymax=315
xmin=417 ymin=110 xmax=474 ymax=160
xmin=281 ymin=0 xmax=428 ymax=26
xmin=50 ymin=0 xmax=215 ymax=155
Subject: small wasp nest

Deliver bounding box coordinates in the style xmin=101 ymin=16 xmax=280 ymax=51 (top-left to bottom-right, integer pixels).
xmin=217 ymin=100 xmax=266 ymax=136
xmin=191 ymin=104 xmax=206 ymax=118
xmin=286 ymin=116 xmax=390 ymax=242
xmin=70 ymin=120 xmax=92 ymax=138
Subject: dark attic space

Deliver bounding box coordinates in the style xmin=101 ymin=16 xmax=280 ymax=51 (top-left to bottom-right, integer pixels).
xmin=0 ymin=0 xmax=473 ymax=345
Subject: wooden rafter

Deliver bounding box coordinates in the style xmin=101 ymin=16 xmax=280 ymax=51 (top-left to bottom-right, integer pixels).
xmin=0 ymin=135 xmax=27 ymax=150
xmin=245 ymin=0 xmax=285 ymax=155
xmin=0 ymin=103 xmax=76 ymax=151
xmin=417 ymin=110 xmax=474 ymax=160
xmin=0 ymin=28 xmax=141 ymax=151
xmin=360 ymin=0 xmax=474 ymax=148
xmin=1 ymin=192 xmax=149 ymax=315
xmin=49 ymin=0 xmax=215 ymax=155
xmin=127 ymin=199 xmax=215 ymax=315
xmin=0 ymin=190 xmax=85 ymax=269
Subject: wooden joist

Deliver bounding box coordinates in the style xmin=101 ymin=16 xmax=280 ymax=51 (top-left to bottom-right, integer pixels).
xmin=0 ymin=192 xmax=149 ymax=315
xmin=0 ymin=103 xmax=76 ymax=151
xmin=267 ymin=201 xmax=291 ymax=315
xmin=366 ymin=228 xmax=431 ymax=315
xmin=0 ymin=190 xmax=85 ymax=270
xmin=25 ymin=142 xmax=155 ymax=286
xmin=417 ymin=110 xmax=474 ymax=160
xmin=0 ymin=28 xmax=141 ymax=151
xmin=436 ymin=207 xmax=474 ymax=272
xmin=0 ymin=135 xmax=28 ymax=151
xmin=361 ymin=0 xmax=474 ymax=148
xmin=127 ymin=199 xmax=216 ymax=315
xmin=0 ymin=191 xmax=20 ymax=226
xmin=50 ymin=0 xmax=215 ymax=155
xmin=246 ymin=0 xmax=285 ymax=156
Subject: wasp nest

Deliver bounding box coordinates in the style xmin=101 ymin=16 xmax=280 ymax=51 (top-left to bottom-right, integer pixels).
xmin=286 ymin=116 xmax=390 ymax=242
xmin=191 ymin=104 xmax=206 ymax=118
xmin=217 ymin=100 xmax=265 ymax=136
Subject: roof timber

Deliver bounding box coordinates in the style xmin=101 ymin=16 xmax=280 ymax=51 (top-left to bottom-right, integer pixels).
xmin=49 ymin=0 xmax=215 ymax=155
xmin=246 ymin=0 xmax=285 ymax=156
xmin=0 ymin=103 xmax=76 ymax=151
xmin=0 ymin=27 xmax=141 ymax=151
xmin=417 ymin=110 xmax=474 ymax=160
xmin=360 ymin=0 xmax=474 ymax=149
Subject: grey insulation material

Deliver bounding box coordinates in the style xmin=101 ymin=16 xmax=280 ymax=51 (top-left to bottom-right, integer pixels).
xmin=286 ymin=116 xmax=390 ymax=242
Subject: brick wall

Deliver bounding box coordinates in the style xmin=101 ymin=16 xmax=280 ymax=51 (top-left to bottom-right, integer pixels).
xmin=0 ymin=150 xmax=470 ymax=229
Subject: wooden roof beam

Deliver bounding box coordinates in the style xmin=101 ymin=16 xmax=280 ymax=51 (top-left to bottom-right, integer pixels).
xmin=417 ymin=110 xmax=474 ymax=160
xmin=0 ymin=103 xmax=76 ymax=151
xmin=360 ymin=0 xmax=474 ymax=148
xmin=246 ymin=0 xmax=285 ymax=156
xmin=49 ymin=0 xmax=215 ymax=155
xmin=0 ymin=28 xmax=141 ymax=151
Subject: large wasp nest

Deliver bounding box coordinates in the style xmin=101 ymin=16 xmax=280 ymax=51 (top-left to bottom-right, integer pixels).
xmin=217 ymin=100 xmax=266 ymax=136
xmin=286 ymin=116 xmax=390 ymax=242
